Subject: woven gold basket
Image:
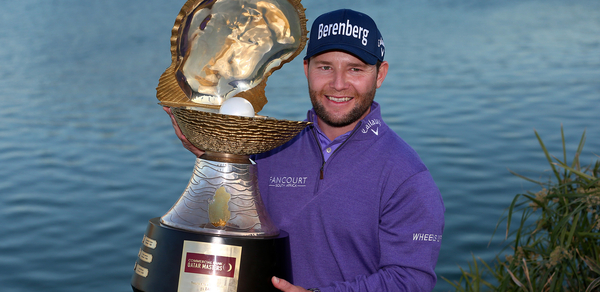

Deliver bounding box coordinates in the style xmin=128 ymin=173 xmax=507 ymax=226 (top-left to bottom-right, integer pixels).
xmin=172 ymin=107 xmax=310 ymax=155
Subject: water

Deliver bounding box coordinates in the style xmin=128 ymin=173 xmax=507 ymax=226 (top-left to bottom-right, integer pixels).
xmin=1 ymin=0 xmax=599 ymax=291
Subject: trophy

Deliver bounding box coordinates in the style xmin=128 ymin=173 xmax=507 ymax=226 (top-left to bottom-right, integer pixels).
xmin=131 ymin=0 xmax=309 ymax=291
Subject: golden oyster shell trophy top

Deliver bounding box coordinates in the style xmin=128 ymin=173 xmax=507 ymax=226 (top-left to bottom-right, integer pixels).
xmin=157 ymin=0 xmax=309 ymax=156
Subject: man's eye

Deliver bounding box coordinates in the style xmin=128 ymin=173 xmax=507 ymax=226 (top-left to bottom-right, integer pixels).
xmin=321 ymin=66 xmax=332 ymax=70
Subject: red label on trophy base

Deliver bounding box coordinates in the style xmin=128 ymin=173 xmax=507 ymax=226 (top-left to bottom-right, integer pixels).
xmin=178 ymin=241 xmax=242 ymax=292
xmin=184 ymin=252 xmax=237 ymax=278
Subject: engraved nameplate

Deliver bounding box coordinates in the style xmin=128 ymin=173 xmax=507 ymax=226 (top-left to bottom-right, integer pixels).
xmin=143 ymin=235 xmax=157 ymax=249
xmin=138 ymin=248 xmax=153 ymax=263
xmin=178 ymin=241 xmax=242 ymax=292
xmin=134 ymin=262 xmax=149 ymax=278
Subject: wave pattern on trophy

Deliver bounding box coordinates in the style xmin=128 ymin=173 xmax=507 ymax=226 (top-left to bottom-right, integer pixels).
xmin=161 ymin=159 xmax=275 ymax=236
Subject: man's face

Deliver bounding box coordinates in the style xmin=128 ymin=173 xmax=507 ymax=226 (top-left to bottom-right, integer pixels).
xmin=304 ymin=51 xmax=388 ymax=127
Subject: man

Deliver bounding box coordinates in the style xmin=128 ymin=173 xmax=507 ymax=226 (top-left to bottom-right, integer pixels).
xmin=166 ymin=9 xmax=445 ymax=292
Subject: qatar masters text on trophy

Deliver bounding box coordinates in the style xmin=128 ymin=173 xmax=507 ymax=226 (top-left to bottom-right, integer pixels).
xmin=131 ymin=0 xmax=309 ymax=291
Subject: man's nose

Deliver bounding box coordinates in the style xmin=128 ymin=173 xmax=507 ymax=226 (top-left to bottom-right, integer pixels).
xmin=330 ymin=71 xmax=348 ymax=91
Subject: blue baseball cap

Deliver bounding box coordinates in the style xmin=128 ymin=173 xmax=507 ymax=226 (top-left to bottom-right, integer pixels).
xmin=304 ymin=9 xmax=385 ymax=65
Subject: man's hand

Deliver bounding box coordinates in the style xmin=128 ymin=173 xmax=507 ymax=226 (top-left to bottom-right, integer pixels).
xmin=272 ymin=276 xmax=310 ymax=292
xmin=163 ymin=106 xmax=205 ymax=157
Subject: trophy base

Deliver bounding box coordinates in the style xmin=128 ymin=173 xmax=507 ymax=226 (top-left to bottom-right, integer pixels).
xmin=131 ymin=218 xmax=292 ymax=292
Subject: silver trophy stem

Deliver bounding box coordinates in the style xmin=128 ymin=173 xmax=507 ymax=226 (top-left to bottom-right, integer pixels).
xmin=160 ymin=152 xmax=279 ymax=237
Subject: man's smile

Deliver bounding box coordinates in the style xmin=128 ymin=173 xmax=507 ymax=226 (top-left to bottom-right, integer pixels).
xmin=326 ymin=95 xmax=353 ymax=103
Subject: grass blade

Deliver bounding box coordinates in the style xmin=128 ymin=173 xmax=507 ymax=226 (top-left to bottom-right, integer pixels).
xmin=535 ymin=129 xmax=561 ymax=182
xmin=506 ymin=194 xmax=521 ymax=239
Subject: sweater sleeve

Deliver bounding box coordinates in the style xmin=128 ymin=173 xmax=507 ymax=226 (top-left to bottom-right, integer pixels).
xmin=317 ymin=170 xmax=445 ymax=292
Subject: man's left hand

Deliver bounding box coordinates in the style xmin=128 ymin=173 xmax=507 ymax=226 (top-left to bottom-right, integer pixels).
xmin=272 ymin=276 xmax=310 ymax=292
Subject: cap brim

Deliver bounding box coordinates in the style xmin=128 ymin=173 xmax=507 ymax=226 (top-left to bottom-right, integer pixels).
xmin=304 ymin=44 xmax=379 ymax=65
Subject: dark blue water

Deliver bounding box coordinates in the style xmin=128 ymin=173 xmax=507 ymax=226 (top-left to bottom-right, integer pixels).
xmin=1 ymin=0 xmax=599 ymax=291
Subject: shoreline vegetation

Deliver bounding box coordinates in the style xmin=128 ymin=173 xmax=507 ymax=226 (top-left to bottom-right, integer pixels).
xmin=445 ymin=127 xmax=600 ymax=291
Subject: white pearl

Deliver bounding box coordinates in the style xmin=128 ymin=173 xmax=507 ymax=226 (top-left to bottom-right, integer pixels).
xmin=218 ymin=97 xmax=255 ymax=117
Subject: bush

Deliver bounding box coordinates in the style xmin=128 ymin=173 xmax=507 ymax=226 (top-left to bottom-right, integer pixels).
xmin=444 ymin=128 xmax=600 ymax=292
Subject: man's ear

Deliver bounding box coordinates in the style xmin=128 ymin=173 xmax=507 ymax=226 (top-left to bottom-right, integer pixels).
xmin=303 ymin=59 xmax=310 ymax=79
xmin=376 ymin=61 xmax=389 ymax=88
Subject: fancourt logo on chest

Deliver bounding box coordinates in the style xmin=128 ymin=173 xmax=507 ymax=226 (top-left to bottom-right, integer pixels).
xmin=269 ymin=176 xmax=309 ymax=188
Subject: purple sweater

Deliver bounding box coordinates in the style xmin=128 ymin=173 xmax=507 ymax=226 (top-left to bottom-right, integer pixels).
xmin=254 ymin=102 xmax=445 ymax=291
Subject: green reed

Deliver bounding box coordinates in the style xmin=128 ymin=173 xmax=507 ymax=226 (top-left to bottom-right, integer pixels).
xmin=444 ymin=127 xmax=600 ymax=292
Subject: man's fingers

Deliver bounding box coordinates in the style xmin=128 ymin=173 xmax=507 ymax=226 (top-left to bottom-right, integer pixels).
xmin=272 ymin=276 xmax=292 ymax=291
xmin=272 ymin=276 xmax=308 ymax=292
xmin=163 ymin=106 xmax=205 ymax=157
xmin=164 ymin=107 xmax=185 ymax=139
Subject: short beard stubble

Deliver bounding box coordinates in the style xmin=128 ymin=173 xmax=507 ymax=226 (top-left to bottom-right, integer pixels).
xmin=309 ymin=86 xmax=376 ymax=128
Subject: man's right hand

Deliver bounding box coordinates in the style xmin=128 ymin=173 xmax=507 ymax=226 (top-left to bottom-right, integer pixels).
xmin=163 ymin=106 xmax=205 ymax=157
xmin=272 ymin=277 xmax=310 ymax=292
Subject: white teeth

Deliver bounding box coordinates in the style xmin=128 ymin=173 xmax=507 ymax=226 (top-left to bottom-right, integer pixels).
xmin=327 ymin=96 xmax=352 ymax=102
